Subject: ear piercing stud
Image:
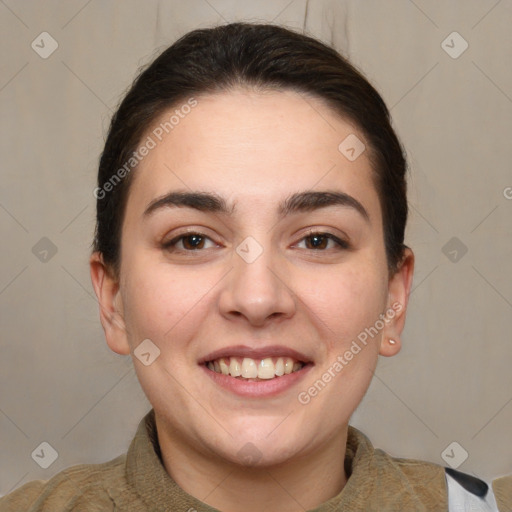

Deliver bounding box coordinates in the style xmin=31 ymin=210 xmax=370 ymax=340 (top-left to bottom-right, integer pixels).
xmin=389 ymin=339 xmax=397 ymax=345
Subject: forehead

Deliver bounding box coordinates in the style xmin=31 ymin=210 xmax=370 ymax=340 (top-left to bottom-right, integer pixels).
xmin=126 ymin=89 xmax=379 ymax=219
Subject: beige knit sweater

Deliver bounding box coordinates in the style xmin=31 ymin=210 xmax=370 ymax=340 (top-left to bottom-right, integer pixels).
xmin=1 ymin=410 xmax=510 ymax=511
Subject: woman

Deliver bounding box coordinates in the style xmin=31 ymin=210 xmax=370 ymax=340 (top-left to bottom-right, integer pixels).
xmin=1 ymin=22 xmax=509 ymax=512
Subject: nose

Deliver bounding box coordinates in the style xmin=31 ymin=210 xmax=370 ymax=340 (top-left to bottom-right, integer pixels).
xmin=217 ymin=241 xmax=296 ymax=327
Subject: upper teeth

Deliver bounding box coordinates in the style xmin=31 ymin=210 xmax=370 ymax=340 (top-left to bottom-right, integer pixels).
xmin=207 ymin=357 xmax=303 ymax=379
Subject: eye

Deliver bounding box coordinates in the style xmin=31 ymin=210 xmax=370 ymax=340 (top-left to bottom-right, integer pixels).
xmin=162 ymin=232 xmax=217 ymax=252
xmin=295 ymin=231 xmax=349 ymax=251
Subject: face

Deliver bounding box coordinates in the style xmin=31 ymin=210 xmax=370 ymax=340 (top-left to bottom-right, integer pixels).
xmin=91 ymin=89 xmax=413 ymax=468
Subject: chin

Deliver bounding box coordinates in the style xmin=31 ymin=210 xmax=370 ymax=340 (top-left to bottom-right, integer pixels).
xmin=216 ymin=437 xmax=301 ymax=468
xmin=208 ymin=418 xmax=307 ymax=467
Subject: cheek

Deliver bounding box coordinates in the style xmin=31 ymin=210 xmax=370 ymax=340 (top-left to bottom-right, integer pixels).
xmin=295 ymin=263 xmax=387 ymax=347
xmin=119 ymin=253 xmax=217 ymax=349
xmin=298 ymin=266 xmax=387 ymax=414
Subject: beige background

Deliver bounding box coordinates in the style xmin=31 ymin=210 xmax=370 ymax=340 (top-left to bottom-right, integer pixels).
xmin=1 ymin=0 xmax=511 ymax=496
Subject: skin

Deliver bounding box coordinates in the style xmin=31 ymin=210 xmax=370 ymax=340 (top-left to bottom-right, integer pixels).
xmin=90 ymin=89 xmax=414 ymax=512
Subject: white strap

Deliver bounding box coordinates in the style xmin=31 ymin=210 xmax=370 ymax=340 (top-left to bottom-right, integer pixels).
xmin=447 ymin=472 xmax=499 ymax=511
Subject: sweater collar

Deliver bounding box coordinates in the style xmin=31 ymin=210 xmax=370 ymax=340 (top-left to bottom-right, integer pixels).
xmin=125 ymin=409 xmax=447 ymax=511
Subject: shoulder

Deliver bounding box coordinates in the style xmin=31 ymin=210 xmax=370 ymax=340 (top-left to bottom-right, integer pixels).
xmin=379 ymin=451 xmax=504 ymax=512
xmin=0 ymin=453 xmax=135 ymax=512
xmin=347 ymin=427 xmax=507 ymax=511
xmin=492 ymin=475 xmax=512 ymax=512
xmin=374 ymin=447 xmax=450 ymax=506
xmin=347 ymin=426 xmax=449 ymax=509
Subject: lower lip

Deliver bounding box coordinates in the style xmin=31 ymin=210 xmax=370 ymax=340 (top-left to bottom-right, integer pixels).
xmin=200 ymin=364 xmax=314 ymax=398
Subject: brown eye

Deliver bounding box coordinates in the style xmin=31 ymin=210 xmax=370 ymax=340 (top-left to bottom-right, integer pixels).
xmin=162 ymin=233 xmax=216 ymax=252
xmin=305 ymin=233 xmax=329 ymax=250
xmin=181 ymin=234 xmax=206 ymax=250
xmin=298 ymin=232 xmax=349 ymax=251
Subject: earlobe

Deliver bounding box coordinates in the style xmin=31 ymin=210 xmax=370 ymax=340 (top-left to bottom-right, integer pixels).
xmin=89 ymin=252 xmax=131 ymax=356
xmin=379 ymin=248 xmax=415 ymax=357
xmin=379 ymin=336 xmax=401 ymax=357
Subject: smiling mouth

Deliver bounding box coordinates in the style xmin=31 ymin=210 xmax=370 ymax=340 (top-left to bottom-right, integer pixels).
xmin=205 ymin=356 xmax=306 ymax=381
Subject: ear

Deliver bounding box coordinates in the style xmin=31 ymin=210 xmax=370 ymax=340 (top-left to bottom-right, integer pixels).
xmin=379 ymin=247 xmax=415 ymax=357
xmin=89 ymin=252 xmax=130 ymax=356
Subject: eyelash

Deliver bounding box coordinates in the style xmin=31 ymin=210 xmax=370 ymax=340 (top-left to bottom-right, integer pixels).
xmin=161 ymin=231 xmax=349 ymax=253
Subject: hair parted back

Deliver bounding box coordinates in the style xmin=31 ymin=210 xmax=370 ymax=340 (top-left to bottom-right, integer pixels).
xmin=93 ymin=22 xmax=408 ymax=277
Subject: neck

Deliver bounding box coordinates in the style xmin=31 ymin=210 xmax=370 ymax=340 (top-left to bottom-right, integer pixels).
xmin=155 ymin=418 xmax=349 ymax=512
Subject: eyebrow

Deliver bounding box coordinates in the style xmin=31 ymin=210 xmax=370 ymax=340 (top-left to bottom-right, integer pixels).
xmin=143 ymin=190 xmax=369 ymax=221
xmin=143 ymin=191 xmax=235 ymax=217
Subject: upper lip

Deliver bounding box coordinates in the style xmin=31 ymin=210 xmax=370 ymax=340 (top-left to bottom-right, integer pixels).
xmin=199 ymin=345 xmax=313 ymax=364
